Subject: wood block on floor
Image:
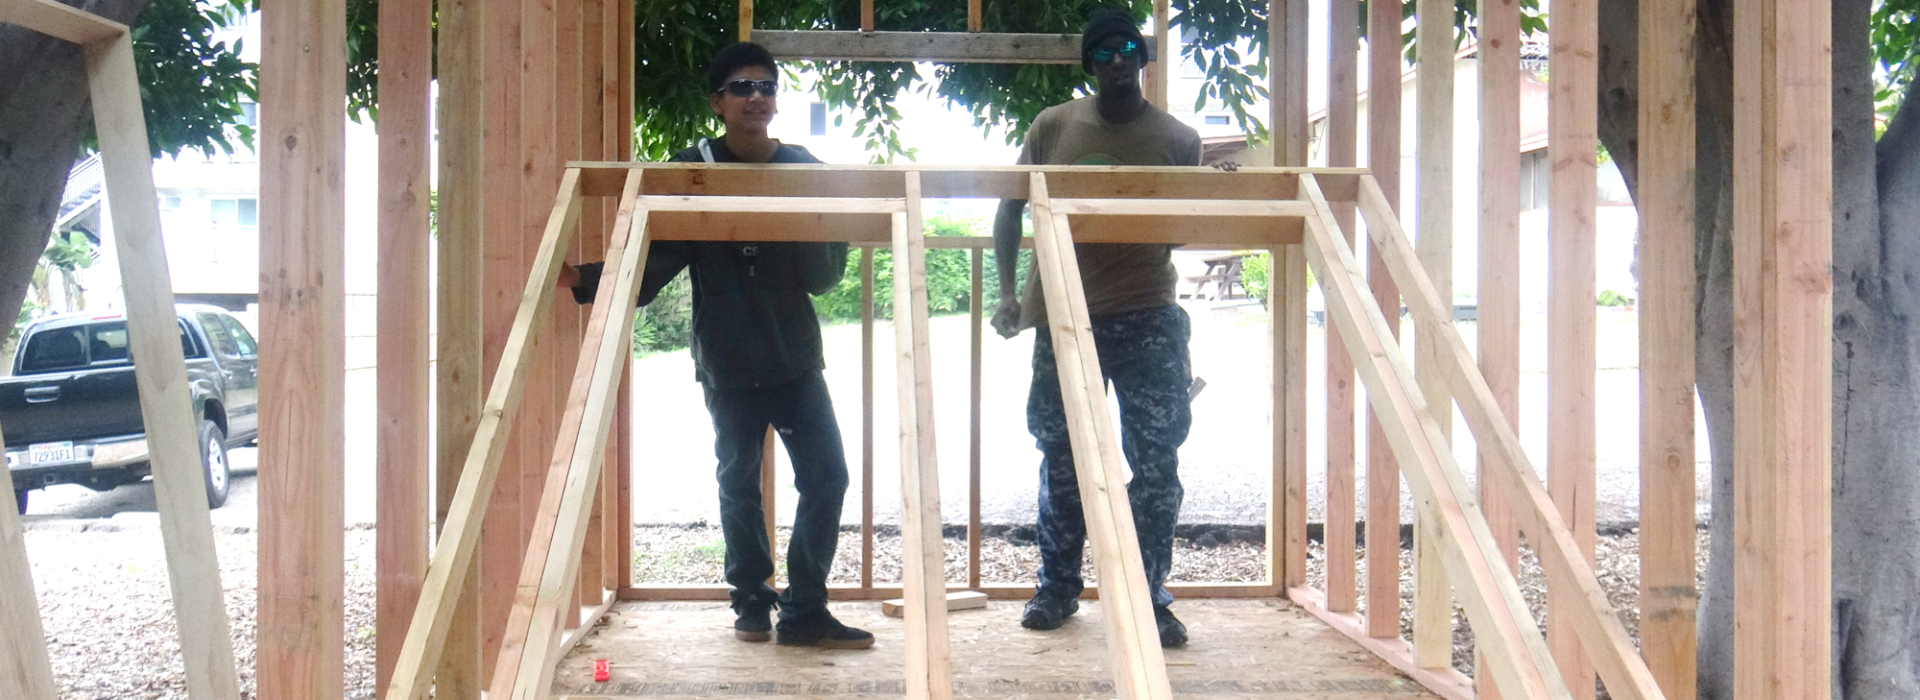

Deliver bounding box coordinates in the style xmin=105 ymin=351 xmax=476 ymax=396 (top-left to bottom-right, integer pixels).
xmin=881 ymin=591 xmax=989 ymax=619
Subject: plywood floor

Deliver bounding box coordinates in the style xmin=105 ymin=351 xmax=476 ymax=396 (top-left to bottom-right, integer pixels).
xmin=552 ymin=599 xmax=1442 ymax=699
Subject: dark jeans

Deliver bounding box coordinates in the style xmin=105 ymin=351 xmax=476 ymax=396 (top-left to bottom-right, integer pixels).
xmin=1028 ymin=304 xmax=1192 ymax=607
xmin=703 ymin=371 xmax=849 ymax=621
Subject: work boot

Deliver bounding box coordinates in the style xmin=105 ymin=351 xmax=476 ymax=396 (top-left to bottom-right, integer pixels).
xmin=1155 ymin=605 xmax=1188 ymax=648
xmin=775 ymin=609 xmax=875 ymax=650
xmin=1019 ymin=594 xmax=1080 ymax=630
xmin=734 ymin=599 xmax=775 ymax=642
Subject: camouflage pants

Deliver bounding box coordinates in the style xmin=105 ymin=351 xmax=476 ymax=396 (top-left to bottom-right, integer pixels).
xmin=1028 ymin=303 xmax=1192 ymax=607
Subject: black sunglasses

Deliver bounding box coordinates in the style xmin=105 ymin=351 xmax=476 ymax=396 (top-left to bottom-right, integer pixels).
xmin=717 ymin=79 xmax=778 ymax=98
xmin=1089 ymin=40 xmax=1142 ymax=65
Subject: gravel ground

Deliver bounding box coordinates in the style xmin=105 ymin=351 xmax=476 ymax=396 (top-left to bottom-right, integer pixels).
xmin=22 ymin=523 xmax=1702 ymax=699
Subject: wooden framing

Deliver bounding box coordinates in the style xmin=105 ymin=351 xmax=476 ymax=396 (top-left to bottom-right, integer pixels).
xmin=1731 ymin=1 xmax=1834 ymax=698
xmin=373 ymin=0 xmax=433 ymax=688
xmin=1411 ymin=0 xmax=1456 ymax=671
xmin=1270 ymin=0 xmax=1312 ymax=593
xmin=1637 ymin=0 xmax=1699 ymax=698
xmin=756 ymin=30 xmax=1080 ymax=64
xmin=1362 ymin=0 xmax=1406 ymax=644
xmin=1323 ymin=0 xmax=1360 ymax=616
xmin=0 ymin=424 xmax=55 ymax=700
xmin=478 ymin=0 xmax=526 ymax=677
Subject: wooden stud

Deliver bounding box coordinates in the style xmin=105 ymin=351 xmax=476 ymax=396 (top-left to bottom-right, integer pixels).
xmin=615 ymin=0 xmax=635 ymax=594
xmin=737 ymin=0 xmax=751 ymax=41
xmin=621 ymin=581 xmax=1289 ymax=602
xmin=968 ymin=248 xmax=984 ymax=590
xmin=479 ymin=0 xmax=526 ymax=674
xmin=1148 ymin=0 xmax=1171 ymax=110
xmin=1731 ymin=0 xmax=1833 ymax=698
xmin=967 ymin=0 xmax=980 ymax=32
xmin=572 ymin=162 xmax=1363 ymax=200
xmin=0 ymin=437 xmax=56 ymax=700
xmin=860 ymin=248 xmax=876 ymax=589
xmin=259 ymin=0 xmax=348 ymax=686
xmin=432 ymin=0 xmax=486 ymax=687
xmin=589 ymin=0 xmax=621 ymax=601
xmin=1324 ymin=0 xmax=1360 ymax=615
xmin=892 ymin=173 xmax=956 ymax=700
xmin=1636 ymin=1 xmax=1698 ymax=698
xmin=637 ymin=195 xmax=906 ymax=213
xmin=883 ymin=591 xmax=990 ymax=618
xmin=1363 ymin=0 xmax=1404 ymax=641
xmin=761 ymin=426 xmax=777 ymax=587
xmin=1029 ymin=173 xmax=1174 ymax=700
xmin=1291 ymin=587 xmax=1476 ymax=700
xmin=492 ymin=177 xmax=651 ymax=700
xmin=382 ymin=170 xmax=589 ymax=700
xmin=755 ymin=30 xmax=1080 ymax=64
xmin=374 ymin=0 xmax=434 ymax=684
xmin=1354 ymin=177 xmax=1670 ymax=700
xmin=556 ymin=0 xmax=591 ymax=625
xmin=1411 ymin=0 xmax=1455 ymax=671
xmin=1049 ymin=198 xmax=1315 ymax=217
xmin=1547 ymin=0 xmax=1599 ymax=694
xmin=1269 ymin=0 xmax=1312 ymax=593
xmin=520 ymin=0 xmax=563 ymax=635
xmin=0 ymin=0 xmax=124 ymax=44
xmin=860 ymin=0 xmax=873 ymax=32
xmin=1297 ymin=175 xmax=1570 ymax=700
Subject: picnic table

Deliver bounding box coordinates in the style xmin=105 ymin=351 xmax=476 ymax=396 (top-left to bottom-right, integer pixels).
xmin=1185 ymin=252 xmax=1249 ymax=301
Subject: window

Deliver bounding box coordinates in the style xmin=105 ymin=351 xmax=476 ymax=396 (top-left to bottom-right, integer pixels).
xmin=809 ymin=102 xmax=827 ymax=136
xmin=211 ymin=198 xmax=257 ymax=228
xmin=198 ymin=313 xmax=241 ymax=357
xmin=1204 ymin=115 xmax=1230 ymax=126
xmin=1519 ymin=150 xmax=1550 ymax=210
xmin=159 ymin=196 xmax=181 ymax=211
xmin=239 ymin=103 xmax=258 ymax=127
xmin=16 ymin=321 xmax=196 ymax=371
xmin=218 ymin=316 xmax=257 ymax=357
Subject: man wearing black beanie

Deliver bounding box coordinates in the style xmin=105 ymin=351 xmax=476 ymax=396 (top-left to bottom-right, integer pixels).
xmin=990 ymin=6 xmax=1205 ymax=649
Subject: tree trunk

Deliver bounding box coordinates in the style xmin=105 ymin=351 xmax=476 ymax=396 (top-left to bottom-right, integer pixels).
xmin=0 ymin=0 xmax=145 ymax=325
xmin=1596 ymin=0 xmax=1920 ymax=697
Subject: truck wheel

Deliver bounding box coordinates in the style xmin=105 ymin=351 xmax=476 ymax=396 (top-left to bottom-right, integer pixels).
xmin=12 ymin=489 xmax=25 ymax=516
xmin=200 ymin=420 xmax=231 ymax=509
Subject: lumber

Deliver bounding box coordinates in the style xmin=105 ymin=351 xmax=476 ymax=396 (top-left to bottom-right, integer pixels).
xmin=1049 ymin=198 xmax=1315 ymax=217
xmin=1547 ymin=0 xmax=1599 ymax=694
xmin=0 ymin=0 xmax=123 ymax=44
xmin=622 ymin=582 xmax=1287 ymax=601
xmin=493 ymin=176 xmax=651 ymax=700
xmin=519 ymin=0 xmax=565 ymax=645
xmin=1636 ymin=0 xmax=1698 ymax=697
xmin=885 ymin=591 xmax=991 ymax=619
xmin=1296 ymin=175 xmax=1571 ymax=700
xmin=1731 ymin=1 xmax=1833 ymax=698
xmin=432 ymin=0 xmax=485 ymax=686
xmin=1475 ymin=0 xmax=1524 ymax=693
xmin=760 ymin=426 xmax=776 ymax=587
xmin=557 ymin=0 xmax=590 ymax=624
xmin=860 ymin=248 xmax=876 ymax=589
xmin=1324 ymin=0 xmax=1360 ymax=615
xmin=1291 ymin=587 xmax=1475 ymax=700
xmin=968 ymin=248 xmax=984 ymax=590
xmin=478 ymin=0 xmax=526 ymax=675
xmin=637 ymin=195 xmax=905 ymax=213
xmin=383 ymin=169 xmax=589 ymax=700
xmin=1148 ymin=0 xmax=1169 ymax=109
xmin=737 ymin=0 xmax=750 ymax=41
xmin=374 ymin=0 xmax=433 ymax=685
xmin=1352 ymin=176 xmax=1667 ymax=700
xmin=573 ymin=161 xmax=1364 ymax=201
xmin=0 ymin=431 xmax=56 ymax=700
xmin=1029 ymin=172 xmax=1173 ymax=700
xmin=891 ymin=173 xmax=957 ymax=699
xmin=1363 ymin=0 xmax=1405 ymax=642
xmin=1270 ymin=0 xmax=1311 ymax=591
xmin=966 ymin=0 xmax=979 ymax=32
xmin=1412 ymin=0 xmax=1456 ymax=671
xmin=614 ymin=0 xmax=635 ymax=594
xmin=755 ymin=30 xmax=1079 ymax=64
xmin=637 ymin=209 xmax=1301 ymax=246
xmin=859 ymin=0 xmax=872 ymax=31
xmin=258 ymin=0 xmax=348 ymax=689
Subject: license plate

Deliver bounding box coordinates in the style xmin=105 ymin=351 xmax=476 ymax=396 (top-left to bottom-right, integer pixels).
xmin=29 ymin=441 xmax=74 ymax=465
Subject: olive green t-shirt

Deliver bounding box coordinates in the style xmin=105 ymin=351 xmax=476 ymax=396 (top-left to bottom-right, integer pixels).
xmin=1016 ymin=97 xmax=1203 ymax=330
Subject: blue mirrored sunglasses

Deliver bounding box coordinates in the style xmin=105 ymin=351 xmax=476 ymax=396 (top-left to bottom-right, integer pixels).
xmin=718 ymin=79 xmax=778 ymax=98
xmin=1089 ymin=40 xmax=1142 ymax=64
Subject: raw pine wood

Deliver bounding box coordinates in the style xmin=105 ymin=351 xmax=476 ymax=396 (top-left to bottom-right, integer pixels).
xmin=638 ymin=195 xmax=905 ymax=213
xmin=1049 ymin=198 xmax=1314 ymax=217
xmin=882 ymin=591 xmax=990 ymax=618
xmin=636 ymin=210 xmax=1298 ymax=246
xmin=621 ymin=582 xmax=1287 ymax=601
xmin=967 ymin=0 xmax=980 ymax=31
xmin=1732 ymin=1 xmax=1833 ymax=698
xmin=1291 ymin=587 xmax=1475 ymax=700
xmin=615 ymin=0 xmax=635 ymax=593
xmin=0 ymin=0 xmax=123 ymax=44
xmin=258 ymin=0 xmax=348 ymax=688
xmin=520 ymin=0 xmax=564 ymax=637
xmin=0 ymin=430 xmax=56 ymax=699
xmin=737 ymin=0 xmax=751 ymax=40
xmin=1323 ymin=0 xmax=1360 ymax=614
xmin=1547 ymin=0 xmax=1599 ymax=694
xmin=1364 ymin=0 xmax=1404 ymax=640
xmin=860 ymin=0 xmax=872 ymax=31
xmin=969 ymin=248 xmax=984 ymax=590
xmin=1270 ymin=0 xmax=1311 ymax=593
xmin=82 ymin=32 xmax=244 ymax=700
xmin=891 ymin=173 xmax=957 ymax=700
xmin=1412 ymin=0 xmax=1455 ymax=671
xmin=382 ymin=170 xmax=589 ymax=700
xmin=860 ymin=248 xmax=876 ymax=588
xmin=432 ymin=0 xmax=485 ymax=687
xmin=761 ymin=426 xmax=777 ymax=587
xmin=755 ymin=30 xmax=1079 ymax=64
xmin=1148 ymin=0 xmax=1170 ymax=109
xmin=594 ymin=0 xmax=623 ymax=593
xmin=1355 ymin=177 xmax=1668 ymax=700
xmin=1029 ymin=173 xmax=1173 ymax=700
xmin=573 ymin=161 xmax=1364 ymax=200
xmin=493 ymin=182 xmax=651 ymax=700
xmin=479 ymin=0 xmax=526 ymax=673
xmin=1297 ymin=175 xmax=1571 ymax=700
xmin=556 ymin=0 xmax=592 ymax=624
xmin=1636 ymin=1 xmax=1698 ymax=698
xmin=1271 ymin=0 xmax=1311 ymax=166
xmin=374 ymin=0 xmax=433 ymax=684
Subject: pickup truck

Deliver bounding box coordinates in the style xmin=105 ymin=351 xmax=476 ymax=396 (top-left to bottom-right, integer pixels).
xmin=3 ymin=304 xmax=260 ymax=515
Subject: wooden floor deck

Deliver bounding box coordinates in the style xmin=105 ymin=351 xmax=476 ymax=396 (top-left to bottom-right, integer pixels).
xmin=551 ymin=599 xmax=1443 ymax=699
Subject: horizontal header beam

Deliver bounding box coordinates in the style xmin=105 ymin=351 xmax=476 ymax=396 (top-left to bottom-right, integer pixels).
xmin=641 ymin=211 xmax=1303 ymax=247
xmin=0 ymin=0 xmax=127 ymax=45
xmin=755 ymin=30 xmax=1080 ymax=64
xmin=573 ymin=162 xmax=1365 ymax=202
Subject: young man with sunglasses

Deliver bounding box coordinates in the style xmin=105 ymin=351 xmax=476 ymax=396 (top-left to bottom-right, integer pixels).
xmin=558 ymin=42 xmax=869 ymax=650
xmin=989 ymin=7 xmax=1206 ymax=648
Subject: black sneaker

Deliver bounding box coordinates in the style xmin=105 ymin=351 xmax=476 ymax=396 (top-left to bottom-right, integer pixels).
xmin=1155 ymin=605 xmax=1188 ymax=648
xmin=775 ymin=610 xmax=875 ymax=650
xmin=733 ymin=600 xmax=775 ymax=642
xmin=1019 ymin=594 xmax=1080 ymax=630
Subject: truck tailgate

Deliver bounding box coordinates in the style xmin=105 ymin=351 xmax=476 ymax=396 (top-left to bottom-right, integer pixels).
xmin=0 ymin=368 xmax=144 ymax=448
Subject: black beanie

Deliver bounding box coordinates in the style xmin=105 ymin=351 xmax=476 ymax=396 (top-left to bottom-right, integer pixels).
xmin=1081 ymin=7 xmax=1153 ymax=73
